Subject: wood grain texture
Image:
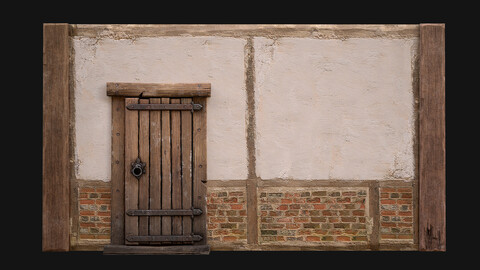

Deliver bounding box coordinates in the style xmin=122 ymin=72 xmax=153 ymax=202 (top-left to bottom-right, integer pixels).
xmin=42 ymin=23 xmax=70 ymax=252
xmin=161 ymin=98 xmax=172 ymax=237
xmin=124 ymin=98 xmax=139 ymax=245
xmin=111 ymin=97 xmax=125 ymax=245
xmin=138 ymin=99 xmax=150 ymax=238
xmin=419 ymin=23 xmax=446 ymax=251
xmin=149 ymin=98 xmax=162 ymax=236
xmin=171 ymin=98 xmax=183 ymax=236
xmin=181 ymin=98 xmax=193 ymax=236
xmin=193 ymin=97 xmax=207 ymax=245
xmin=106 ymin=82 xmax=211 ymax=97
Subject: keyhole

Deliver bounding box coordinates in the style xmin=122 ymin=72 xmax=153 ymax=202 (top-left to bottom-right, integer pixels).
xmin=132 ymin=167 xmax=142 ymax=177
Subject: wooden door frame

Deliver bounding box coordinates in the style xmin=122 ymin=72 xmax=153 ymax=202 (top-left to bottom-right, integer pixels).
xmin=105 ymin=83 xmax=210 ymax=254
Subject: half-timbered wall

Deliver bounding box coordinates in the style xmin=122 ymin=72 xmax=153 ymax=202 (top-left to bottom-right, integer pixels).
xmin=49 ymin=24 xmax=445 ymax=251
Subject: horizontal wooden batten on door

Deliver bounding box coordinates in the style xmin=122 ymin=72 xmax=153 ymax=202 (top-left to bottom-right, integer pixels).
xmin=106 ymin=82 xmax=211 ymax=97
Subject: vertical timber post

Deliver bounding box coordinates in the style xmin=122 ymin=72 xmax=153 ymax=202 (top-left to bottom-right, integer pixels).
xmin=418 ymin=23 xmax=446 ymax=251
xmin=42 ymin=23 xmax=70 ymax=251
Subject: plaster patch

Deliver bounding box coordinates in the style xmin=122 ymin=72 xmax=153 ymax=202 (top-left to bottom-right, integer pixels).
xmin=73 ymin=36 xmax=248 ymax=181
xmin=254 ymin=37 xmax=417 ymax=180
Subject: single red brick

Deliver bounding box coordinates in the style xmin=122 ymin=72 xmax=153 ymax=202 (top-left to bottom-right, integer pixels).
xmin=293 ymin=217 xmax=309 ymax=223
xmin=79 ymin=200 xmax=95 ymax=205
xmin=381 ymin=199 xmax=396 ymax=205
xmin=397 ymin=223 xmax=413 ymax=227
xmin=381 ymin=210 xmax=397 ymax=216
xmin=322 ymin=210 xmax=336 ymax=216
xmin=210 ymin=217 xmax=227 ymax=223
xmin=352 ymin=210 xmax=365 ymax=216
xmin=306 ymin=197 xmax=321 ymax=203
xmin=79 ymin=193 xmax=88 ymax=199
xmin=96 ymin=188 xmax=110 ymax=193
xmin=222 ymin=236 xmax=238 ymax=242
xmin=397 ymin=234 xmax=413 ymax=239
xmin=381 ymin=188 xmax=396 ymax=193
xmin=397 ymin=199 xmax=412 ymax=205
xmin=337 ymin=197 xmax=351 ymax=203
xmin=79 ymin=210 xmax=95 ymax=216
xmin=228 ymin=217 xmax=244 ymax=222
xmin=80 ymin=222 xmax=96 ymax=228
xmin=269 ymin=211 xmax=281 ymax=217
xmin=336 ymin=236 xmax=351 ymax=242
xmin=397 ymin=188 xmax=412 ymax=193
xmin=96 ymin=223 xmax=111 ymax=227
xmin=277 ymin=218 xmax=292 ymax=223
xmin=306 ymin=236 xmax=321 ymax=242
xmin=381 ymin=234 xmax=397 ymax=239
xmin=79 ymin=234 xmax=96 ymax=239
xmin=95 ymin=199 xmax=110 ymax=205
xmin=281 ymin=199 xmax=292 ymax=204
xmin=97 ymin=211 xmax=110 ymax=216
xmin=314 ymin=204 xmax=326 ymax=209
xmin=100 ymin=193 xmax=111 ymax=198
xmin=313 ymin=229 xmax=328 ymax=235
xmin=398 ymin=211 xmax=412 ymax=216
xmin=352 ymin=236 xmax=368 ymax=241
xmin=285 ymin=210 xmax=299 ymax=216
xmin=80 ymin=187 xmax=95 ymax=193
xmin=402 ymin=217 xmax=413 ymax=222
xmin=401 ymin=193 xmax=412 ymax=198
xmin=328 ymin=217 xmax=340 ymax=223
xmin=380 ymin=193 xmax=389 ymax=198
xmin=277 ymin=205 xmax=288 ymax=210
xmin=286 ymin=223 xmax=301 ymax=229
xmin=230 ymin=204 xmax=243 ymax=210
xmin=341 ymin=217 xmax=356 ymax=222
xmin=239 ymin=210 xmax=247 ymax=216
xmin=381 ymin=222 xmax=397 ymax=227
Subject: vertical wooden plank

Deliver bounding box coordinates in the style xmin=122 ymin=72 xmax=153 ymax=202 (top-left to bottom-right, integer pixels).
xmin=193 ymin=97 xmax=207 ymax=245
xmin=419 ymin=23 xmax=446 ymax=251
xmin=181 ymin=98 xmax=193 ymax=236
xmin=161 ymin=98 xmax=172 ymax=237
xmin=171 ymin=99 xmax=183 ymax=236
xmin=125 ymin=98 xmax=139 ymax=245
xmin=138 ymin=99 xmax=150 ymax=238
xmin=149 ymin=98 xmax=162 ymax=236
xmin=111 ymin=97 xmax=125 ymax=245
xmin=42 ymin=23 xmax=70 ymax=252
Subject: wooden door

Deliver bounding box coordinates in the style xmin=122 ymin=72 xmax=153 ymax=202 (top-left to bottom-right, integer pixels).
xmin=122 ymin=96 xmax=207 ymax=246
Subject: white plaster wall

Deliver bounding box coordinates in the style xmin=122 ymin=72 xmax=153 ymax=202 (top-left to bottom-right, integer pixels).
xmin=73 ymin=37 xmax=248 ymax=181
xmin=254 ymin=37 xmax=417 ymax=180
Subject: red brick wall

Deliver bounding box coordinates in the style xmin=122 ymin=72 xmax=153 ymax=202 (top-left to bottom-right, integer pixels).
xmin=78 ymin=186 xmax=111 ymax=241
xmin=206 ymin=188 xmax=247 ymax=243
xmin=380 ymin=187 xmax=414 ymax=241
xmin=71 ymin=183 xmax=416 ymax=250
xmin=257 ymin=188 xmax=369 ymax=244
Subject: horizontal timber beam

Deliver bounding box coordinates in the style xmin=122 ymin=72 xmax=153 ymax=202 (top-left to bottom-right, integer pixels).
xmin=106 ymin=82 xmax=211 ymax=97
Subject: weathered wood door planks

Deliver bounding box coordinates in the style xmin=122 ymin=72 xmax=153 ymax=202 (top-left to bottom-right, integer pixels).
xmin=109 ymin=84 xmax=210 ymax=251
